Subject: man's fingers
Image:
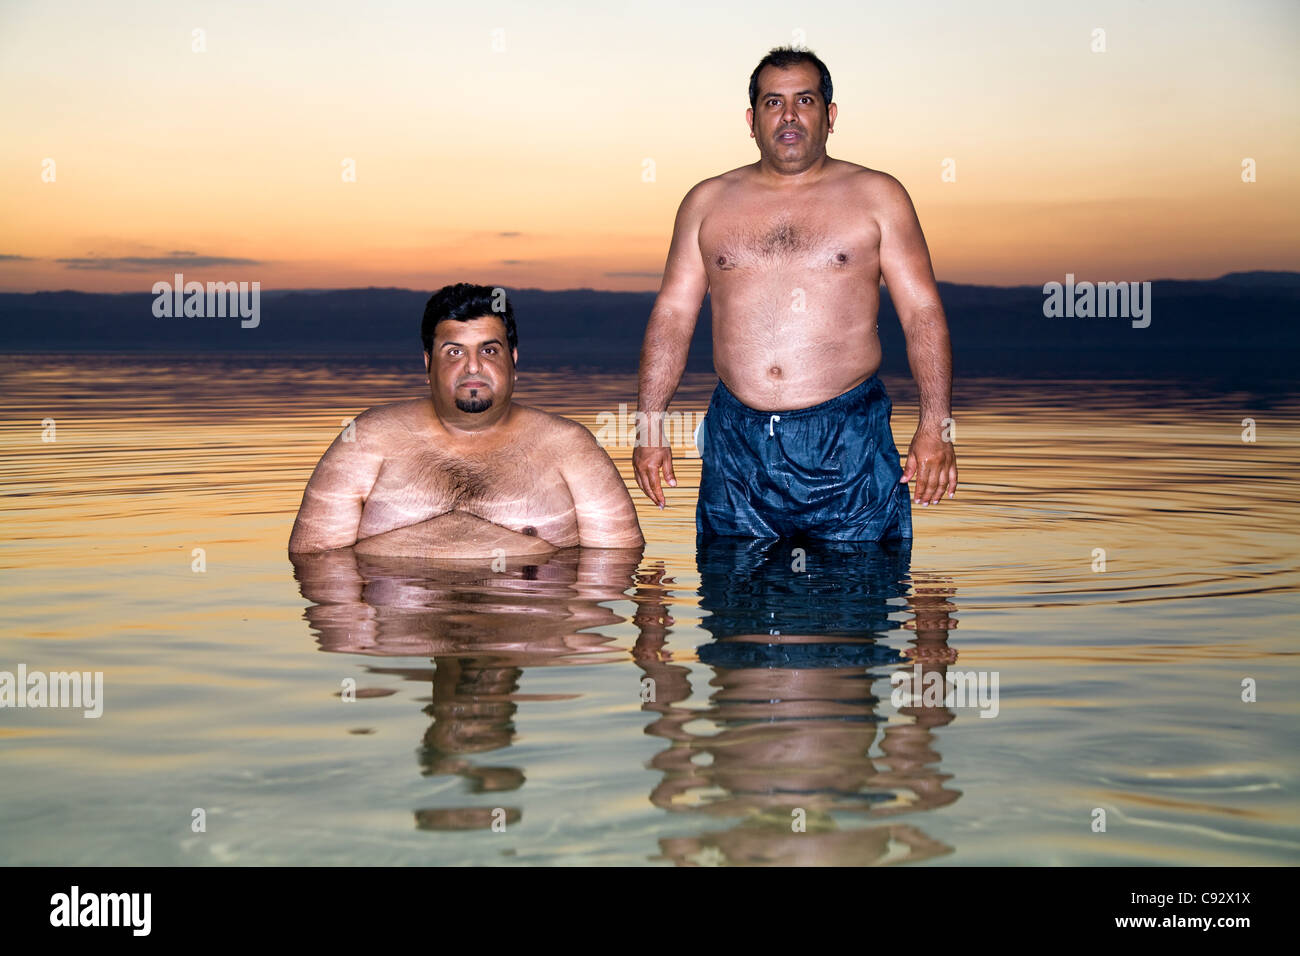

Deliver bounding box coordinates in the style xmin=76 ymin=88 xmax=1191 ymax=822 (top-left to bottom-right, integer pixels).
xmin=935 ymin=456 xmax=957 ymax=502
xmin=637 ymin=473 xmax=656 ymax=506
xmin=632 ymin=449 xmax=667 ymax=507
xmin=899 ymin=455 xmax=915 ymax=484
xmin=914 ymin=461 xmax=943 ymax=506
xmin=651 ymin=461 xmax=667 ymax=508
xmin=644 ymin=465 xmax=664 ymax=508
xmin=914 ymin=465 xmax=933 ymax=505
xmin=633 ymin=461 xmax=656 ymax=506
xmin=922 ymin=462 xmax=958 ymax=505
xmin=635 ymin=447 xmax=675 ymax=506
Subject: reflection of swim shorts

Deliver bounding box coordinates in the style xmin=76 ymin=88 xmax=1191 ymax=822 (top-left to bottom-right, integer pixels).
xmin=695 ymin=375 xmax=912 ymax=541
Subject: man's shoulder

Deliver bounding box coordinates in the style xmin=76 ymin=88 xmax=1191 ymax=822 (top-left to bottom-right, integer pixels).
xmin=831 ymin=160 xmax=905 ymax=192
xmin=341 ymin=399 xmax=428 ymax=448
xmin=354 ymin=398 xmax=426 ymax=427
xmin=681 ymin=166 xmax=753 ymax=206
xmin=511 ymin=404 xmax=607 ymax=457
xmin=828 ymin=163 xmax=917 ymax=226
xmin=843 ymin=164 xmax=916 ymax=209
xmin=707 ymin=163 xmax=759 ymax=186
xmin=512 ymin=403 xmax=593 ymax=438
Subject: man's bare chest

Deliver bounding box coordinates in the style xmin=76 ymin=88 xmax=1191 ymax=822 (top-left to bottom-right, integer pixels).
xmin=358 ymin=446 xmax=574 ymax=534
xmin=700 ymin=204 xmax=879 ymax=275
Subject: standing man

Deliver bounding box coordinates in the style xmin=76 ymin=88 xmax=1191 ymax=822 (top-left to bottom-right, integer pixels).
xmin=633 ymin=47 xmax=958 ymax=540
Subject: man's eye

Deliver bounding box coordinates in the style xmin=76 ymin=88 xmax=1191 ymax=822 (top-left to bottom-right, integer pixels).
xmin=800 ymin=96 xmax=812 ymax=104
xmin=483 ymin=346 xmax=497 ymax=354
xmin=447 ymin=348 xmax=461 ymax=357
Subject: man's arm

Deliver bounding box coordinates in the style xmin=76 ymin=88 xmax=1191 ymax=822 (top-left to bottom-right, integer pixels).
xmin=874 ymin=173 xmax=959 ymax=507
xmin=633 ymin=181 xmax=712 ymax=507
xmin=287 ymin=411 xmax=386 ymax=553
xmin=559 ymin=421 xmax=645 ymax=548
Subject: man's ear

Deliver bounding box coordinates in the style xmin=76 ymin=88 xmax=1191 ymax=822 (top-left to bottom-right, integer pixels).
xmin=745 ymin=107 xmax=754 ymax=138
xmin=423 ymin=350 xmax=430 ymax=373
xmin=827 ymin=101 xmax=837 ymax=133
xmin=511 ymin=347 xmax=518 ymax=368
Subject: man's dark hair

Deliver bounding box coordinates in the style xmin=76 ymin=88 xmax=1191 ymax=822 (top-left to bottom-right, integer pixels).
xmin=748 ymin=46 xmax=833 ymax=116
xmin=421 ymin=283 xmax=518 ymax=357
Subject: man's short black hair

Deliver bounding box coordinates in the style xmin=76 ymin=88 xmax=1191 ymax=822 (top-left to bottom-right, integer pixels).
xmin=748 ymin=46 xmax=833 ymax=116
xmin=421 ymin=283 xmax=518 ymax=357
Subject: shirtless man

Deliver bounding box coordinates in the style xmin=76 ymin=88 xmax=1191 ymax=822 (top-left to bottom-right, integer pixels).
xmin=289 ymin=283 xmax=643 ymax=558
xmin=633 ymin=47 xmax=958 ymax=541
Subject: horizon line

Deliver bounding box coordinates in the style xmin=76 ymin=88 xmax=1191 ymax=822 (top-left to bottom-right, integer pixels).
xmin=3 ymin=269 xmax=1297 ymax=298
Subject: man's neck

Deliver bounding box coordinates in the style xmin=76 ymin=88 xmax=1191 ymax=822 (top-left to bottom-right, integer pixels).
xmin=431 ymin=401 xmax=514 ymax=440
xmin=756 ymin=152 xmax=832 ymax=186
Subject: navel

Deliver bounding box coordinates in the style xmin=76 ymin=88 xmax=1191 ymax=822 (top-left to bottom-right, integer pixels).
xmin=768 ymin=365 xmax=782 ymax=378
xmin=521 ymin=525 xmax=537 ymax=536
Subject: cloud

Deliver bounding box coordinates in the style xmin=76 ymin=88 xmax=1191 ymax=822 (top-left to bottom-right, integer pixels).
xmin=500 ymin=259 xmax=523 ymax=265
xmin=55 ymin=254 xmax=264 ymax=272
xmin=0 ymin=254 xmax=35 ymax=261
xmin=604 ymin=271 xmax=662 ymax=279
xmin=498 ymin=232 xmax=522 ymax=238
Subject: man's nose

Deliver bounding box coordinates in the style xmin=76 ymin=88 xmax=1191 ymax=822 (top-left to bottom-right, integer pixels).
xmin=465 ymin=351 xmax=481 ymax=373
xmin=782 ymin=102 xmax=798 ymax=124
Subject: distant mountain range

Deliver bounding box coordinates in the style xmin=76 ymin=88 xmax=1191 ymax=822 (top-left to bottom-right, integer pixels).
xmin=1 ymin=272 xmax=1296 ymax=383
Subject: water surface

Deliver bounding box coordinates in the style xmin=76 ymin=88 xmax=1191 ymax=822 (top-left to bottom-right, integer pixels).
xmin=1 ymin=355 xmax=1297 ymax=865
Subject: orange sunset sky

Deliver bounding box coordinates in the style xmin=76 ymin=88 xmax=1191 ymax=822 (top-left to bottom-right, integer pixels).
xmin=1 ymin=0 xmax=1297 ymax=293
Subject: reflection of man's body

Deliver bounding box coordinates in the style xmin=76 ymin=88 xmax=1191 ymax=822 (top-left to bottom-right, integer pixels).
xmin=292 ymin=544 xmax=644 ymax=832
xmin=289 ymin=283 xmax=643 ymax=557
xmin=631 ymin=541 xmax=961 ymax=864
xmin=634 ymin=47 xmax=959 ymax=539
xmin=290 ymin=545 xmax=642 ymax=659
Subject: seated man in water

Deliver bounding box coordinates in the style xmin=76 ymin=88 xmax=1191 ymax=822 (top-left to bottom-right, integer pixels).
xmin=288 ymin=283 xmax=644 ymax=558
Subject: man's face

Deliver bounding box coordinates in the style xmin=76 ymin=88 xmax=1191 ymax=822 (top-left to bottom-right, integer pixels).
xmin=746 ymin=62 xmax=836 ymax=171
xmin=424 ymin=314 xmax=516 ymax=417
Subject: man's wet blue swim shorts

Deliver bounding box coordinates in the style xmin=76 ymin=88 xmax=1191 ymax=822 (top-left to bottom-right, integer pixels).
xmin=695 ymin=375 xmax=913 ymax=541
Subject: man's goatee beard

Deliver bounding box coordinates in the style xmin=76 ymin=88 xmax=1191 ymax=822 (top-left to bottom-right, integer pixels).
xmin=455 ymin=396 xmax=493 ymax=413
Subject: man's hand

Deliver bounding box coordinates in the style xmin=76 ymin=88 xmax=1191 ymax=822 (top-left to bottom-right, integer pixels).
xmin=899 ymin=426 xmax=958 ymax=506
xmin=633 ymin=445 xmax=677 ymax=509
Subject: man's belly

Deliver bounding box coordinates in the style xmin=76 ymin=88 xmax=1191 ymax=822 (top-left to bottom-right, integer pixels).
xmin=354 ymin=511 xmax=561 ymax=559
xmin=710 ymin=285 xmax=883 ymax=412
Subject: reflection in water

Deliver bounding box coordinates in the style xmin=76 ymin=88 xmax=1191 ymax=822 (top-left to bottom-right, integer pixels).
xmin=291 ymin=537 xmax=964 ymax=860
xmin=633 ymin=536 xmax=962 ymax=865
xmin=292 ymin=546 xmax=643 ymax=832
xmin=290 ymin=547 xmax=639 ymax=662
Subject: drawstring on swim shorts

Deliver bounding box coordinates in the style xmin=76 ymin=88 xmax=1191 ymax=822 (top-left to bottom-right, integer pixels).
xmin=768 ymin=415 xmax=781 ymax=437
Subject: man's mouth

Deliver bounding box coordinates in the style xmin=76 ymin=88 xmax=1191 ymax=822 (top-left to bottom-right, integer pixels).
xmin=460 ymin=380 xmax=488 ymax=388
xmin=778 ymin=129 xmax=802 ymax=142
